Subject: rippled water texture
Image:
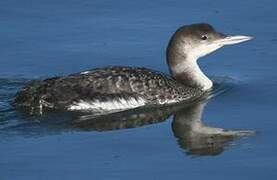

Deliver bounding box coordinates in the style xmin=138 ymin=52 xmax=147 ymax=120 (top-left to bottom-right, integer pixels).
xmin=1 ymin=0 xmax=277 ymax=179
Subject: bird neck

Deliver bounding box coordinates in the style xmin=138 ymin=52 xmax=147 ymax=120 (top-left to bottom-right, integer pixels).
xmin=167 ymin=51 xmax=213 ymax=91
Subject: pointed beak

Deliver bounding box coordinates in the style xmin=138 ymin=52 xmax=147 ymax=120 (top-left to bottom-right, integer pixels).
xmin=217 ymin=35 xmax=253 ymax=45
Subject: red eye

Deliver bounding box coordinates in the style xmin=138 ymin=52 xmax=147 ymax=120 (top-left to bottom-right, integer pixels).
xmin=201 ymin=35 xmax=208 ymax=40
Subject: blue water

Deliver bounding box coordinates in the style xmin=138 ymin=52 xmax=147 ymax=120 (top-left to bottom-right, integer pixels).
xmin=1 ymin=0 xmax=277 ymax=179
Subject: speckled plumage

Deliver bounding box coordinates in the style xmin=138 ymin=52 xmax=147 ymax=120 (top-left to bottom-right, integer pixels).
xmin=13 ymin=23 xmax=252 ymax=113
xmin=14 ymin=66 xmax=203 ymax=112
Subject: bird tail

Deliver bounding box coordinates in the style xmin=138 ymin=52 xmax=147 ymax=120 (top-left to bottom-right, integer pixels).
xmin=13 ymin=80 xmax=43 ymax=107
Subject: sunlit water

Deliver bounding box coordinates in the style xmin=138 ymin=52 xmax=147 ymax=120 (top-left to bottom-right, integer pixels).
xmin=1 ymin=0 xmax=277 ymax=179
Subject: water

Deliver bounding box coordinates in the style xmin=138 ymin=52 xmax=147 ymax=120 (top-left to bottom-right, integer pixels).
xmin=1 ymin=0 xmax=277 ymax=179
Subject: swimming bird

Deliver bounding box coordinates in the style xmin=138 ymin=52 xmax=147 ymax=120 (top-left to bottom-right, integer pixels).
xmin=13 ymin=23 xmax=252 ymax=113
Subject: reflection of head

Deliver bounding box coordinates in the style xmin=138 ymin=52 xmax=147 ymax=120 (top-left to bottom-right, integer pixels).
xmin=172 ymin=101 xmax=254 ymax=156
xmin=174 ymin=127 xmax=235 ymax=156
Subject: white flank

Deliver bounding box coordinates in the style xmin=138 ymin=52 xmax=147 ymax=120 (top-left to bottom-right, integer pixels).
xmin=68 ymin=97 xmax=146 ymax=112
xmin=80 ymin=71 xmax=90 ymax=75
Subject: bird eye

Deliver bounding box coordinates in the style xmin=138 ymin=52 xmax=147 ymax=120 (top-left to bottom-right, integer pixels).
xmin=201 ymin=35 xmax=208 ymax=40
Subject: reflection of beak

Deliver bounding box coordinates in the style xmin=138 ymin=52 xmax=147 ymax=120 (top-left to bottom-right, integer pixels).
xmin=217 ymin=35 xmax=253 ymax=45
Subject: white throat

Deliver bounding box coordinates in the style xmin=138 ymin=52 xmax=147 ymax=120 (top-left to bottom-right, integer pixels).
xmin=171 ymin=55 xmax=213 ymax=91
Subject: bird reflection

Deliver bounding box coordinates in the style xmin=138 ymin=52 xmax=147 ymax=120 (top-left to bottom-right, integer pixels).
xmin=2 ymin=77 xmax=254 ymax=156
xmin=72 ymin=95 xmax=254 ymax=156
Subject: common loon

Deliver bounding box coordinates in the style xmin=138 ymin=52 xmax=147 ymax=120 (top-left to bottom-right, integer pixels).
xmin=13 ymin=23 xmax=252 ymax=113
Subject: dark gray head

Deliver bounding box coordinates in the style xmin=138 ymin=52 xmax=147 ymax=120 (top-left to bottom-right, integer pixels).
xmin=166 ymin=23 xmax=252 ymax=90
